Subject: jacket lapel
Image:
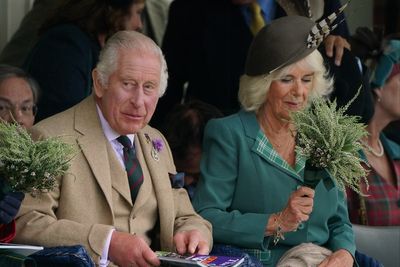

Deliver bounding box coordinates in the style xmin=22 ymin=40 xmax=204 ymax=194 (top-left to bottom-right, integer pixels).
xmin=74 ymin=97 xmax=114 ymax=215
xmin=239 ymin=110 xmax=303 ymax=182
xmin=136 ymin=128 xmax=175 ymax=249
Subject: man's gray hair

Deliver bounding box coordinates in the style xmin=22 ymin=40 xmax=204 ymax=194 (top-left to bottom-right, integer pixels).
xmin=96 ymin=30 xmax=168 ymax=97
xmin=0 ymin=64 xmax=40 ymax=103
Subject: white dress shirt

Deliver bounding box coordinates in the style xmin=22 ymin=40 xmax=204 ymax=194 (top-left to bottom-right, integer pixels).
xmin=96 ymin=105 xmax=135 ymax=266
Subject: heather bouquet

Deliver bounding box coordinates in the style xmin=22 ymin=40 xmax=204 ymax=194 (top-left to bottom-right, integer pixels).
xmin=0 ymin=123 xmax=76 ymax=196
xmin=292 ymin=90 xmax=369 ymax=194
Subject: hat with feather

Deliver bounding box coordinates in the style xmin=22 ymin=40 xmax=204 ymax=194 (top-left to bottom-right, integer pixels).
xmin=245 ymin=0 xmax=350 ymax=76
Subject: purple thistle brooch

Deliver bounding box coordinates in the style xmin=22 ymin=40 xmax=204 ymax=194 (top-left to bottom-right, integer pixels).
xmin=150 ymin=137 xmax=163 ymax=161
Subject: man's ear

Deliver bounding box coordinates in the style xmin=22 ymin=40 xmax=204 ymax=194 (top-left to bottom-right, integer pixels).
xmin=92 ymin=69 xmax=105 ymax=98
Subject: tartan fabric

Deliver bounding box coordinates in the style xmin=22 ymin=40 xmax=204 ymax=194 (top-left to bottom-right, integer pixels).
xmin=255 ymin=130 xmax=305 ymax=178
xmin=243 ymin=248 xmax=271 ymax=265
xmin=347 ymin=136 xmax=400 ymax=226
xmin=117 ymin=135 xmax=143 ymax=203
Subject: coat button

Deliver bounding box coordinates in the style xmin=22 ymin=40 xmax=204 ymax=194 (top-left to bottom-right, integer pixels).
xmin=298 ymin=222 xmax=305 ymax=230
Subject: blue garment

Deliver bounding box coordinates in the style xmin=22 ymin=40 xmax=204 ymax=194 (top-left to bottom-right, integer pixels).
xmin=0 ymin=245 xmax=94 ymax=267
xmin=211 ymin=244 xmax=263 ymax=267
xmin=31 ymin=245 xmax=95 ymax=267
xmin=0 ymin=250 xmax=36 ymax=267
xmin=355 ymin=251 xmax=383 ymax=267
xmin=241 ymin=0 xmax=277 ymax=24
xmin=24 ymin=23 xmax=101 ymax=122
xmin=0 ymin=192 xmax=25 ymax=224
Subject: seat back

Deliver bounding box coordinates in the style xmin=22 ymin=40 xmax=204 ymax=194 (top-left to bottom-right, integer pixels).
xmin=352 ymin=224 xmax=400 ymax=267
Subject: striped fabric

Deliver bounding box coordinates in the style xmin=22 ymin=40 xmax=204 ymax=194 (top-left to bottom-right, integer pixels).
xmin=117 ymin=135 xmax=144 ymax=203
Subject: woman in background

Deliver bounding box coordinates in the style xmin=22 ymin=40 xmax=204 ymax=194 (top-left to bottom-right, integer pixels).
xmin=24 ymin=0 xmax=145 ymax=122
xmin=347 ymin=35 xmax=400 ymax=226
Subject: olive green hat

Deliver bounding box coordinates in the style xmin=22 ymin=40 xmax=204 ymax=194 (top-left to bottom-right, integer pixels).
xmin=245 ymin=1 xmax=350 ymax=76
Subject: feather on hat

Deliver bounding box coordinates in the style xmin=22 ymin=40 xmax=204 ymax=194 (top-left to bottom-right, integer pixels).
xmin=245 ymin=0 xmax=351 ymax=76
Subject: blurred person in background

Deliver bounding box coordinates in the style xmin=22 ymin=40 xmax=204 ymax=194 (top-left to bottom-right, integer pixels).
xmin=23 ymin=0 xmax=145 ymax=122
xmin=0 ymin=64 xmax=38 ymax=129
xmin=347 ymin=34 xmax=400 ymax=226
xmin=0 ymin=64 xmax=38 ymax=265
xmin=162 ymin=100 xmax=223 ymax=199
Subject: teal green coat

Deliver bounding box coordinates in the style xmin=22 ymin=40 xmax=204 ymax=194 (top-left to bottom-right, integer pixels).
xmin=193 ymin=110 xmax=356 ymax=266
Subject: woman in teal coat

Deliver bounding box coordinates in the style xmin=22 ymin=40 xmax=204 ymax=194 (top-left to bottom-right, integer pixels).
xmin=193 ymin=15 xmax=356 ymax=267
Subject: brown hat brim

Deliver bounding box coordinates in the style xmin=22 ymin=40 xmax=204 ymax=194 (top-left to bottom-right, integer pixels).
xmin=245 ymin=16 xmax=317 ymax=76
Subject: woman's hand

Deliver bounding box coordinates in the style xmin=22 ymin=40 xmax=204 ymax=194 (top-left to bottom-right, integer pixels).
xmin=318 ymin=249 xmax=354 ymax=267
xmin=280 ymin=186 xmax=315 ymax=232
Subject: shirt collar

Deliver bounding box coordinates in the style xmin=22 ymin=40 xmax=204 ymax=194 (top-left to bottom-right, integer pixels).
xmin=96 ymin=104 xmax=135 ymax=144
xmin=255 ymin=129 xmax=306 ymax=177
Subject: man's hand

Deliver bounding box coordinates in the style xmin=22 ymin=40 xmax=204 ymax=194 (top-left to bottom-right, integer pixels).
xmin=174 ymin=230 xmax=210 ymax=255
xmin=108 ymin=231 xmax=160 ymax=267
xmin=324 ymin=35 xmax=351 ymax=66
xmin=318 ymin=249 xmax=354 ymax=267
xmin=0 ymin=192 xmax=25 ymax=224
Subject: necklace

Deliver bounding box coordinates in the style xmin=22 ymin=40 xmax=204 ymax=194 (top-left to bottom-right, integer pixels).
xmin=362 ymin=139 xmax=384 ymax=157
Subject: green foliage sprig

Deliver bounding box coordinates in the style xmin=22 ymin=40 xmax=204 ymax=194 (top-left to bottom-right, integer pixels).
xmin=292 ymin=88 xmax=369 ymax=194
xmin=0 ymin=123 xmax=76 ymax=195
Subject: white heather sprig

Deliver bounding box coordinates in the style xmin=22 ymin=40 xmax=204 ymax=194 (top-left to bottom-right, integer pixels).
xmin=292 ymin=87 xmax=369 ymax=194
xmin=0 ymin=123 xmax=77 ymax=195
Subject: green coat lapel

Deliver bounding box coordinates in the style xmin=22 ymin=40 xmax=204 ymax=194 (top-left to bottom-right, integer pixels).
xmin=238 ymin=110 xmax=303 ymax=182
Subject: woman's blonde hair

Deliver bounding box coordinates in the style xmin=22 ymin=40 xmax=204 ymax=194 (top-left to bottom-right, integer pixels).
xmin=238 ymin=50 xmax=333 ymax=113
